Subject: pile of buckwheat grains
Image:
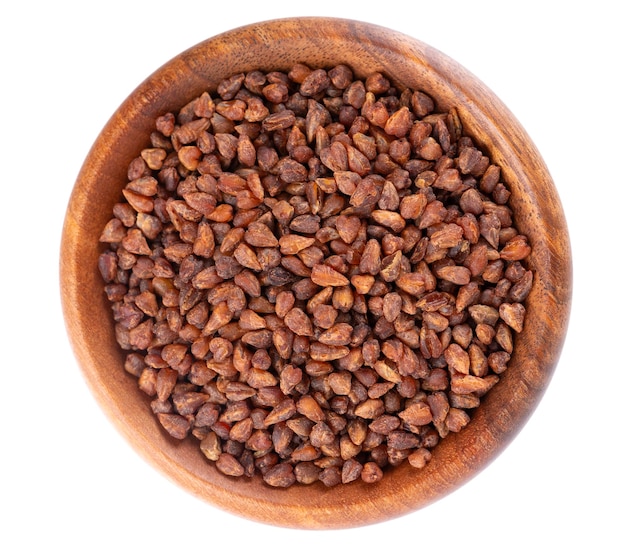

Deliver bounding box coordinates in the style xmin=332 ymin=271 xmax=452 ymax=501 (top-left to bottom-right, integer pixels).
xmin=98 ymin=63 xmax=533 ymax=487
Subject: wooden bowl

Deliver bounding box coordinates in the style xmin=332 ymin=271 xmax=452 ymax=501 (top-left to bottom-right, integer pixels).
xmin=60 ymin=17 xmax=572 ymax=529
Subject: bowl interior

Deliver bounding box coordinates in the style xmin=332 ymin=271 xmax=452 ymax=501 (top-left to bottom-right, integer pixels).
xmin=60 ymin=17 xmax=572 ymax=529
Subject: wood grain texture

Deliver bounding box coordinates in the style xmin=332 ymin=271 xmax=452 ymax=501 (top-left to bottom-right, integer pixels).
xmin=60 ymin=17 xmax=572 ymax=529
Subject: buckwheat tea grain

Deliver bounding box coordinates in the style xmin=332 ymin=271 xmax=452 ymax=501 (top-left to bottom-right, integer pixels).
xmin=98 ymin=63 xmax=532 ymax=487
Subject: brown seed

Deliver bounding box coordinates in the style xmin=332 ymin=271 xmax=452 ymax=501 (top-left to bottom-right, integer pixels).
xmin=436 ymin=265 xmax=472 ymax=285
xmin=244 ymin=426 xmax=272 ymax=453
xmin=272 ymin=326 xmax=294 ymax=359
xmin=216 ymin=453 xmax=245 ymax=477
xmin=379 ymin=250 xmax=404 ymax=282
xmin=378 ymin=180 xmax=401 ymax=210
xmin=495 ymin=322 xmax=514 ymax=354
xmin=354 ymin=399 xmax=385 ymax=419
xmin=418 ymin=200 xmax=447 ymax=229
xmin=382 ymin=292 xmax=403 ymax=322
xmin=399 ymin=402 xmax=433 ymax=427
xmin=454 ymin=282 xmax=479 ymax=313
xmin=464 ymin=243 xmax=489 ymax=277
xmin=371 ymin=210 xmax=406 ymax=233
xmin=177 ymin=145 xmax=202 ymax=171
xmin=350 ymin=177 xmax=382 ymax=209
xmin=318 ymin=323 xmax=353 ymax=346
xmin=193 ymin=221 xmax=216 ymax=258
xmin=344 ymin=420 xmax=367 ymax=448
xmin=233 ymin=270 xmax=261 ymax=297
xmin=290 ymin=214 xmax=321 ymax=234
xmin=277 ymin=158 xmax=308 ymax=184
xmin=319 ymin=465 xmax=342 ymax=487
xmin=418 ymin=137 xmax=443 ymax=161
xmin=293 ymin=462 xmax=321 ymax=485
xmin=279 ymin=234 xmax=316 ymax=255
xmin=444 ymin=343 xmax=470 ymax=374
xmin=229 ymin=417 xmax=254 ymax=443
xmin=310 ymin=342 xmax=350 ymax=361
xmin=433 ymin=168 xmax=463 ymax=192
xmin=127 ymin=175 xmax=158 ymax=196
xmin=279 ymin=364 xmax=303 ymax=395
xmin=244 ymin=222 xmax=279 ymax=247
xmin=509 ymin=269 xmax=534 ymax=302
xmin=238 ymin=309 xmax=267 ymax=330
xmin=385 ymin=106 xmax=412 ymax=137
xmin=233 ymin=243 xmax=262 ymax=271
xmin=299 ymin=68 xmax=330 ymax=96
xmin=408 ymin=448 xmax=432 ymax=469
xmin=488 ymin=351 xmax=511 ymax=374
xmin=387 ymin=430 xmax=420 ymax=450
xmin=359 ymin=239 xmax=382 ymax=275
xmin=241 ymin=329 xmax=273 ymax=348
xmin=351 ymin=274 xmax=376 ymax=295
xmin=361 ymin=462 xmax=384 ymax=483
xmin=328 ymin=371 xmax=352 ymax=395
xmin=479 ymin=212 xmax=501 ymax=249
xmin=310 ymin=264 xmax=349 ymax=286
xmin=157 ymin=413 xmax=190 ymax=440
xmin=155 ymin=112 xmax=176 ymax=136
xmin=246 ymin=368 xmax=278 ymax=388
xmin=430 ymin=223 xmax=464 ymax=249
xmin=396 ymin=272 xmax=427 ymax=296
xmin=451 ymin=374 xmax=495 ymax=395
xmin=206 ymin=203 xmax=234 ymax=223
xmin=468 ymin=304 xmax=500 ymax=326
xmin=335 ymin=215 xmax=361 ymax=244
xmin=283 ymin=307 xmax=314 ymax=336
xmin=400 ymin=194 xmax=427 ymax=220
xmin=475 ymin=323 xmax=496 ymax=345
xmin=381 ymin=339 xmax=404 ymax=364
xmin=500 ymin=235 xmax=532 ymax=261
xmin=217 ymin=173 xmax=247 ymax=195
xmin=200 ymin=431 xmax=222 ymax=461
xmin=184 ymin=192 xmax=217 ymax=218
xmin=459 ymin=188 xmax=484 ymax=216
xmin=311 ymin=304 xmax=338 ymax=329
xmin=361 ymin=339 xmax=381 ymax=366
xmin=202 ymin=302 xmax=234 ymax=335
xmin=275 ymin=291 xmax=296 ymax=318
xmin=343 ymin=143 xmax=369 ymax=176
xmin=340 ymin=458 xmax=363 ymax=484
xmin=122 ymin=229 xmax=151 ymax=255
xmin=446 ymin=408 xmax=471 ymax=433
xmin=155 ymin=368 xmax=177 ymax=402
xmin=297 ymin=395 xmax=326 ymax=422
xmin=422 ymin=311 xmax=449 ymax=332
xmin=333 ymin=170 xmax=360 ymax=195
xmin=369 ymin=415 xmax=401 ymax=435
xmin=281 ymin=255 xmax=312 ymax=277
xmin=309 ymin=421 xmax=335 ymax=448
xmin=262 ymin=109 xmax=296 ymax=132
xmin=173 ymin=392 xmax=210 ymax=415
xmin=372 ymin=360 xmax=402 ymax=384
xmin=264 ymin=399 xmax=297 ymax=426
xmin=427 ymin=391 xmax=450 ymax=437
xmin=99 ymin=218 xmax=126 ymax=243
xmin=263 ymin=463 xmax=296 ymax=487
xmin=499 ymin=302 xmax=526 ymax=333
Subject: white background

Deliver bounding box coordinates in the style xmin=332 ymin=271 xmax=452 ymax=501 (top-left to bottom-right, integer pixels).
xmin=2 ymin=1 xmax=624 ymax=549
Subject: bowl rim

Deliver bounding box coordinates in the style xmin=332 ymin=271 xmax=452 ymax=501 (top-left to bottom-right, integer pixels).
xmin=60 ymin=16 xmax=572 ymax=529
